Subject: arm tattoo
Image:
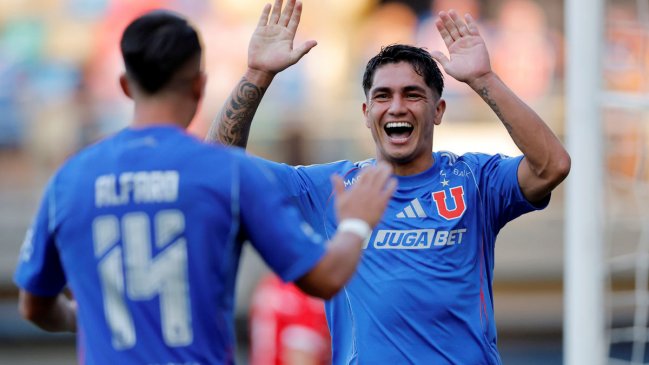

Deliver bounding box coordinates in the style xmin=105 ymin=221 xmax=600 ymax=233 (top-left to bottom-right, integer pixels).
xmin=479 ymin=87 xmax=512 ymax=134
xmin=206 ymin=78 xmax=266 ymax=148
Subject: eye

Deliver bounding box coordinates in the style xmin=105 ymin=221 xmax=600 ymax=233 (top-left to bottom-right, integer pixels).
xmin=373 ymin=93 xmax=389 ymax=101
xmin=406 ymin=93 xmax=423 ymax=100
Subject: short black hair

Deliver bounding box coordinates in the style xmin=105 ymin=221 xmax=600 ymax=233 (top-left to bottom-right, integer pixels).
xmin=362 ymin=44 xmax=444 ymax=98
xmin=120 ymin=10 xmax=201 ymax=94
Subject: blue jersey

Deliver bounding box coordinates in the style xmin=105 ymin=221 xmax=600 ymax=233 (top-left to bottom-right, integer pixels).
xmin=249 ymin=151 xmax=548 ymax=365
xmin=14 ymin=126 xmax=326 ymax=365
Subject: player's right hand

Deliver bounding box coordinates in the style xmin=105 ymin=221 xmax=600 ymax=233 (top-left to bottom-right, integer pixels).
xmin=332 ymin=162 xmax=397 ymax=228
xmin=248 ymin=0 xmax=317 ymax=76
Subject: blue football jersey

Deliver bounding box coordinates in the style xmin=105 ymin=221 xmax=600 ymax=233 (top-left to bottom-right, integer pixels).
xmin=14 ymin=126 xmax=326 ymax=365
xmin=248 ymin=151 xmax=549 ymax=365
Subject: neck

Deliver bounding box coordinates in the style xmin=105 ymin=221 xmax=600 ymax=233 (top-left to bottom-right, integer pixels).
xmin=377 ymin=153 xmax=434 ymax=176
xmin=131 ymin=97 xmax=193 ymax=129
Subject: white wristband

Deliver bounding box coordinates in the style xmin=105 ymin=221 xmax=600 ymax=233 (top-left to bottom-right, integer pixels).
xmin=337 ymin=218 xmax=372 ymax=240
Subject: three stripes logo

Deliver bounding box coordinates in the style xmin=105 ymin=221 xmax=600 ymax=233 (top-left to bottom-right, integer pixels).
xmin=396 ymin=198 xmax=428 ymax=219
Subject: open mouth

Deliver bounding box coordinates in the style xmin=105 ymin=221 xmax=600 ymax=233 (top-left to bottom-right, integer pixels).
xmin=384 ymin=122 xmax=414 ymax=140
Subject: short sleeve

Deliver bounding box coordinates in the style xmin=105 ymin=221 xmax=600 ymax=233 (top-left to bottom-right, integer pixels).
xmin=13 ymin=178 xmax=67 ymax=296
xmin=478 ymin=154 xmax=550 ymax=230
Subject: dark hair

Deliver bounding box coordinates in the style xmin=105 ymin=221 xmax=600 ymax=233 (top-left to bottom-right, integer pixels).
xmin=120 ymin=10 xmax=201 ymax=94
xmin=362 ymin=44 xmax=444 ymax=98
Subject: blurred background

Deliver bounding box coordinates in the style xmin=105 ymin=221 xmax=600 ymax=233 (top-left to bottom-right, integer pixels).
xmin=0 ymin=0 xmax=647 ymax=364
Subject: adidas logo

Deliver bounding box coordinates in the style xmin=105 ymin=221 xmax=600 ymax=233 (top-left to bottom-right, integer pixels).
xmin=396 ymin=198 xmax=428 ymax=218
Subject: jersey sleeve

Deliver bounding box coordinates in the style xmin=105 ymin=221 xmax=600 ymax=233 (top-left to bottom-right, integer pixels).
xmin=475 ymin=154 xmax=550 ymax=231
xmin=245 ymin=154 xmax=351 ymax=233
xmin=237 ymin=156 xmax=327 ymax=282
xmin=13 ymin=177 xmax=67 ymax=297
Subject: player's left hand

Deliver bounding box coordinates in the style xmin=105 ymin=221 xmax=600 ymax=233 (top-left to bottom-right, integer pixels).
xmin=431 ymin=10 xmax=492 ymax=86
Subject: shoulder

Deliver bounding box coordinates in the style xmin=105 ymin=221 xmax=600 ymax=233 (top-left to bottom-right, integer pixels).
xmin=54 ymin=135 xmax=117 ymax=180
xmin=437 ymin=150 xmax=517 ymax=169
xmin=292 ymin=159 xmax=364 ymax=179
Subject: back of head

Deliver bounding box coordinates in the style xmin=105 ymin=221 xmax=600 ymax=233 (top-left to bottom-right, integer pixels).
xmin=121 ymin=10 xmax=202 ymax=95
xmin=362 ymin=44 xmax=444 ymax=98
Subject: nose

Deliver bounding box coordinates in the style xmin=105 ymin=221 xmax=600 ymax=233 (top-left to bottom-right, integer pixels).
xmin=388 ymin=95 xmax=407 ymax=115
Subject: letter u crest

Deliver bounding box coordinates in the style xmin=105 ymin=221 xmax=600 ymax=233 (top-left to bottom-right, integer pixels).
xmin=431 ymin=186 xmax=466 ymax=220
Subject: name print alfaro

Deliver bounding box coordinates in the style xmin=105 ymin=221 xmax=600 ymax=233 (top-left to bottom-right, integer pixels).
xmin=367 ymin=228 xmax=468 ymax=249
xmin=95 ymin=170 xmax=179 ymax=207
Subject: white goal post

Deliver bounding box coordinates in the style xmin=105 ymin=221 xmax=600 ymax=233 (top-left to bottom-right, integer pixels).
xmin=564 ymin=0 xmax=606 ymax=365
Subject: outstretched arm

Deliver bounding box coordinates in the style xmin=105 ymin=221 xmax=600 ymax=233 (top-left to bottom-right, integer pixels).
xmin=431 ymin=10 xmax=570 ymax=203
xmin=206 ymin=0 xmax=316 ymax=148
xmin=295 ymin=163 xmax=397 ymax=299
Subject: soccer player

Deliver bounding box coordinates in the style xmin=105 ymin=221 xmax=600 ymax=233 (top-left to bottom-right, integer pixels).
xmin=206 ymin=1 xmax=571 ymax=363
xmin=13 ymin=10 xmax=396 ymax=364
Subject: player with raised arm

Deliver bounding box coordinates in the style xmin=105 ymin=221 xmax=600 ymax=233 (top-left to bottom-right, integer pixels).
xmin=13 ymin=10 xmax=395 ymax=365
xmin=207 ymin=1 xmax=571 ymax=364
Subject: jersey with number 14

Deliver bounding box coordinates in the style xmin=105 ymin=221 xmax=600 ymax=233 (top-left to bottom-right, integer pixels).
xmin=251 ymin=151 xmax=548 ymax=365
xmin=14 ymin=126 xmax=326 ymax=365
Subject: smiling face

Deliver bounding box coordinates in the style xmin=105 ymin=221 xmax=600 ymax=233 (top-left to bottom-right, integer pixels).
xmin=363 ymin=61 xmax=446 ymax=175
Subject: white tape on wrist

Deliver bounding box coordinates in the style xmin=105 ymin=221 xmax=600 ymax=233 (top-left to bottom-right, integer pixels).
xmin=337 ymin=218 xmax=372 ymax=240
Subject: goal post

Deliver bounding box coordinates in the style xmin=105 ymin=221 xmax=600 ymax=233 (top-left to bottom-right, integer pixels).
xmin=564 ymin=1 xmax=606 ymax=365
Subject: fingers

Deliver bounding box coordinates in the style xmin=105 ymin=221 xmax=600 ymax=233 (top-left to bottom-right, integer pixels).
xmin=292 ymin=40 xmax=318 ymax=62
xmin=435 ymin=18 xmax=453 ymax=48
xmin=356 ymin=162 xmax=393 ymax=192
xmin=334 ymin=163 xmax=395 ymax=227
xmin=439 ymin=10 xmax=462 ymax=41
xmin=366 ymin=163 xmax=397 ymax=200
xmin=257 ymin=3 xmax=272 ymax=27
xmin=380 ymin=177 xmax=398 ymax=202
xmin=279 ymin=0 xmax=296 ymax=27
xmin=287 ymin=1 xmax=303 ymax=35
xmin=436 ymin=9 xmax=476 ymax=44
xmin=449 ymin=10 xmax=470 ymax=37
xmin=429 ymin=50 xmax=449 ymax=72
xmin=269 ymin=0 xmax=283 ymax=24
xmin=465 ymin=14 xmax=481 ymax=36
xmin=331 ymin=174 xmax=345 ymax=197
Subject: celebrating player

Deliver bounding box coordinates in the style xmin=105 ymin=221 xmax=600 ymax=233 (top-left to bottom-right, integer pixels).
xmin=13 ymin=9 xmax=395 ymax=364
xmin=207 ymin=0 xmax=571 ymax=363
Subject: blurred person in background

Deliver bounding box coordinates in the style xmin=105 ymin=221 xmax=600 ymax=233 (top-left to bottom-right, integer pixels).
xmin=207 ymin=0 xmax=571 ymax=363
xmin=489 ymin=0 xmax=558 ymax=102
xmin=249 ymin=274 xmax=330 ymax=365
xmin=13 ymin=9 xmax=395 ymax=364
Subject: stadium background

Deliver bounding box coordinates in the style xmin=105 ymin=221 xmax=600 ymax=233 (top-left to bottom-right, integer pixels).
xmin=0 ymin=0 xmax=644 ymax=363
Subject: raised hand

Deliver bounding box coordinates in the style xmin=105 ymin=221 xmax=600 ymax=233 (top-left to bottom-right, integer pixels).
xmin=332 ymin=162 xmax=397 ymax=228
xmin=430 ymin=10 xmax=491 ymax=85
xmin=248 ymin=0 xmax=317 ymax=76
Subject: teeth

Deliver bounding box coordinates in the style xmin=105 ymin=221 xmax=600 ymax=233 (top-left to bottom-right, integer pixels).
xmin=385 ymin=122 xmax=413 ymax=129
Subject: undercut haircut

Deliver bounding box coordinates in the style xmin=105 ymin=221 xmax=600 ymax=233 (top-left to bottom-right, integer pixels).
xmin=362 ymin=44 xmax=444 ymax=98
xmin=120 ymin=10 xmax=201 ymax=94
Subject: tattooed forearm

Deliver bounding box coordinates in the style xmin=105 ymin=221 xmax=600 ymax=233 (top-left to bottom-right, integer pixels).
xmin=206 ymin=78 xmax=266 ymax=148
xmin=478 ymin=87 xmax=512 ymax=134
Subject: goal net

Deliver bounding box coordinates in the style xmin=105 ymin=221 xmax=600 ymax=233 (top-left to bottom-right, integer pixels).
xmin=602 ymin=0 xmax=649 ymax=363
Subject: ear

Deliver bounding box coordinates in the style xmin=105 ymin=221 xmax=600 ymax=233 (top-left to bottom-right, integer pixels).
xmin=192 ymin=72 xmax=207 ymax=101
xmin=119 ymin=74 xmax=132 ymax=99
xmin=362 ymin=101 xmax=370 ymax=128
xmin=433 ymin=98 xmax=446 ymax=126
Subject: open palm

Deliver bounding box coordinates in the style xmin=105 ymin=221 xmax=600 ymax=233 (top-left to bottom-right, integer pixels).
xmin=248 ymin=0 xmax=317 ymax=75
xmin=431 ymin=10 xmax=491 ymax=85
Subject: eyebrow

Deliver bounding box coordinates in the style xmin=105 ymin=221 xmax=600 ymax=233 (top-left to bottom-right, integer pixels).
xmin=370 ymin=85 xmax=428 ymax=95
